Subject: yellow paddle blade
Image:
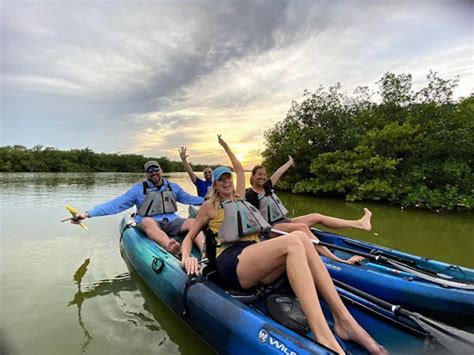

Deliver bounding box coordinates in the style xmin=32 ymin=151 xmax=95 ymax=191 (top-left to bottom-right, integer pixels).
xmin=65 ymin=204 xmax=88 ymax=230
xmin=65 ymin=204 xmax=80 ymax=216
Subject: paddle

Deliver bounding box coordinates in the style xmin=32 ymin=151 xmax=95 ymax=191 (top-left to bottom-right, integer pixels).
xmin=271 ymin=228 xmax=474 ymax=290
xmin=333 ymin=279 xmax=474 ymax=354
xmin=61 ymin=204 xmax=88 ymax=230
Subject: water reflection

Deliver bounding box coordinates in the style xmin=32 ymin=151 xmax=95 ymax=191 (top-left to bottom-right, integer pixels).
xmin=120 ymin=259 xmax=213 ymax=354
xmin=67 ymin=258 xmax=93 ymax=352
xmin=67 ymin=259 xmax=140 ymax=352
xmin=67 ymin=258 xmax=212 ymax=354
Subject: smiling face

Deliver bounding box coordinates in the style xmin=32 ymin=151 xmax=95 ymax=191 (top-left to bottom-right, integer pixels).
xmin=145 ymin=167 xmax=163 ymax=186
xmin=203 ymin=167 xmax=213 ymax=181
xmin=214 ymin=173 xmax=234 ymax=198
xmin=252 ymin=167 xmax=267 ymax=187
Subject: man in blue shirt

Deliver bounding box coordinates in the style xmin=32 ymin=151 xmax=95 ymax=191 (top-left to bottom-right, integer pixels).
xmin=179 ymin=146 xmax=213 ymax=198
xmin=73 ymin=160 xmax=205 ymax=255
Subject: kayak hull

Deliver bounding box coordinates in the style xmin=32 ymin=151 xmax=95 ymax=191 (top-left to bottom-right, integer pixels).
xmin=119 ymin=216 xmax=439 ymax=354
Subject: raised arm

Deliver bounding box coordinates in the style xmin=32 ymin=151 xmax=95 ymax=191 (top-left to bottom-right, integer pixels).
xmin=179 ymin=146 xmax=198 ymax=183
xmin=270 ymin=156 xmax=294 ymax=187
xmin=218 ymin=135 xmax=245 ymax=197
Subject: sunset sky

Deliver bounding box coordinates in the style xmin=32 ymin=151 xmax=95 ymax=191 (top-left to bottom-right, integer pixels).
xmin=2 ymin=0 xmax=472 ymax=168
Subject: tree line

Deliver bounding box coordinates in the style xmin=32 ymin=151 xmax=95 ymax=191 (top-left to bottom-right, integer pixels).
xmin=262 ymin=71 xmax=473 ymax=211
xmin=0 ymin=146 xmax=215 ymax=173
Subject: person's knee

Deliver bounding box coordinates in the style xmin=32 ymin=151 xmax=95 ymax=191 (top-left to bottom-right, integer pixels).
xmin=299 ymin=233 xmax=315 ymax=249
xmin=310 ymin=213 xmax=322 ymax=223
xmin=295 ymin=230 xmax=313 ymax=244
xmin=181 ymin=218 xmax=194 ymax=229
xmin=292 ymin=230 xmax=307 ymax=240
xmin=285 ymin=233 xmax=306 ymax=254
xmin=294 ymin=223 xmax=311 ymax=233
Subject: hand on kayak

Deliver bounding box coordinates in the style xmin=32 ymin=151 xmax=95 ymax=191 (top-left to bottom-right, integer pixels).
xmin=182 ymin=255 xmax=200 ymax=275
xmin=345 ymin=255 xmax=365 ymax=265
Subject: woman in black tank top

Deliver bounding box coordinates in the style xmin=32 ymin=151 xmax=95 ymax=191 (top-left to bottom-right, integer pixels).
xmin=247 ymin=158 xmax=371 ymax=265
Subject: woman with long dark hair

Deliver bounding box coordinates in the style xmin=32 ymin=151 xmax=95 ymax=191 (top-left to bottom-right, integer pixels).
xmin=246 ymin=158 xmax=371 ymax=264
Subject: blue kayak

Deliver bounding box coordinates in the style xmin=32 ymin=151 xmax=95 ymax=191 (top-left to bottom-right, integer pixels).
xmin=119 ymin=215 xmax=463 ymax=354
xmin=313 ymin=230 xmax=474 ymax=325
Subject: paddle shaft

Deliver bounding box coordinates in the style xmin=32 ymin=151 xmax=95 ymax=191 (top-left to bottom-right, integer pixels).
xmin=332 ymin=278 xmax=408 ymax=316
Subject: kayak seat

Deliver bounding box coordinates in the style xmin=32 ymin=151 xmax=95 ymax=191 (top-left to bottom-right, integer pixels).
xmin=201 ymin=261 xmax=289 ymax=304
xmin=200 ymin=262 xmax=259 ymax=303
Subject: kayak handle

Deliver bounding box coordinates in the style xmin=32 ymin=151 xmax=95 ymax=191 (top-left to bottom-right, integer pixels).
xmin=152 ymin=257 xmax=165 ymax=274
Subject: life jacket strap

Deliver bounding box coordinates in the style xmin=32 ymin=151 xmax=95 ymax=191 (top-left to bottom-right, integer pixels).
xmin=204 ymin=227 xmax=218 ymax=273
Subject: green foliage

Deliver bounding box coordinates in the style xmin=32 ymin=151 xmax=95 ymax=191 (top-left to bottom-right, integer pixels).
xmin=263 ymin=72 xmax=473 ymax=211
xmin=0 ymin=146 xmax=216 ymax=173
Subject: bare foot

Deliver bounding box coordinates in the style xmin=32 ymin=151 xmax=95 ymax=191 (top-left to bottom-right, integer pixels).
xmin=334 ymin=318 xmax=387 ymax=355
xmin=317 ymin=337 xmax=346 ymax=355
xmin=358 ymin=208 xmax=372 ymax=231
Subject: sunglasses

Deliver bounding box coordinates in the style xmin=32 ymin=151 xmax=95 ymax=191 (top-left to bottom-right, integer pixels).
xmin=146 ymin=167 xmax=161 ymax=174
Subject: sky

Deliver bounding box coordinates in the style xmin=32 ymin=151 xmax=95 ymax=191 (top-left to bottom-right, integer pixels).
xmin=1 ymin=0 xmax=473 ymax=168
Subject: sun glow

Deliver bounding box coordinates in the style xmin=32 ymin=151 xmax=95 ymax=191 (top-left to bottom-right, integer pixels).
xmin=235 ymin=152 xmax=245 ymax=163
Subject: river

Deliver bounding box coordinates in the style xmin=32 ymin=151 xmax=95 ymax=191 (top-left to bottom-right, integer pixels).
xmin=1 ymin=172 xmax=472 ymax=354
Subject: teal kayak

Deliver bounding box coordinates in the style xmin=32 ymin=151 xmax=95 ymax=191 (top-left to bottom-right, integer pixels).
xmin=119 ymin=215 xmax=472 ymax=354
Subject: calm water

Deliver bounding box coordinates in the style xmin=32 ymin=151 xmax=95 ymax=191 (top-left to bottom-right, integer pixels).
xmin=1 ymin=172 xmax=473 ymax=354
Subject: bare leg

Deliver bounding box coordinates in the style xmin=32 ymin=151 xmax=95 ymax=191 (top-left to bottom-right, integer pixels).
xmin=272 ymin=222 xmax=346 ymax=262
xmin=292 ymin=232 xmax=385 ymax=355
xmin=292 ymin=208 xmax=372 ymax=231
xmin=140 ymin=217 xmax=180 ymax=255
xmin=236 ymin=232 xmax=345 ymax=353
xmin=180 ymin=218 xmax=205 ymax=253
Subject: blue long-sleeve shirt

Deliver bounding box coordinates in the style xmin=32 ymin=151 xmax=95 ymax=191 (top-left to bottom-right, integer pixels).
xmin=88 ymin=178 xmax=204 ymax=223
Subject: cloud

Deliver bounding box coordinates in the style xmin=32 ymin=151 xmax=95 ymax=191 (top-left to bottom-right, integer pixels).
xmin=1 ymin=0 xmax=472 ymax=165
